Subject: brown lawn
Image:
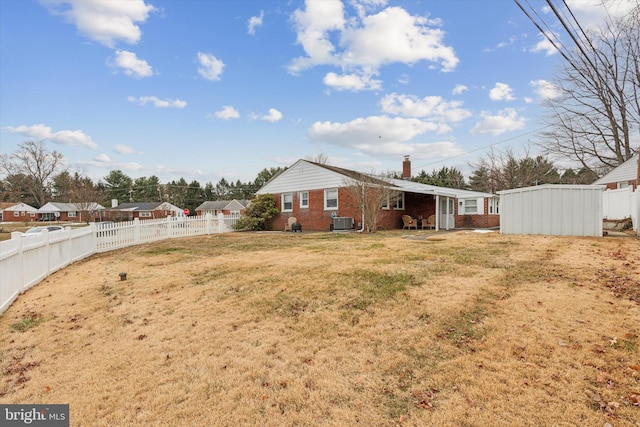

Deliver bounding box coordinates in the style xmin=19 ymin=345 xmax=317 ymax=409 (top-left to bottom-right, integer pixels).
xmin=1 ymin=230 xmax=639 ymax=426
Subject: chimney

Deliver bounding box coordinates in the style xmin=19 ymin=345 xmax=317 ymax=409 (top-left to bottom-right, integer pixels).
xmin=111 ymin=199 xmax=118 ymax=208
xmin=402 ymin=155 xmax=411 ymax=180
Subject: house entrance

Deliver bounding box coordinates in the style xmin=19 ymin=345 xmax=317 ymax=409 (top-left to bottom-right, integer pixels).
xmin=439 ymin=198 xmax=455 ymax=230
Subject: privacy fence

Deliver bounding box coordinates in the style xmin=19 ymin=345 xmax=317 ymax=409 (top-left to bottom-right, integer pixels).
xmin=0 ymin=214 xmax=238 ymax=315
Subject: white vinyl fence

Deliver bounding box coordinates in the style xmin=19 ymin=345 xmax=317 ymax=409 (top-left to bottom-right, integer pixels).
xmin=602 ymin=186 xmax=638 ymax=226
xmin=0 ymin=213 xmax=238 ymax=315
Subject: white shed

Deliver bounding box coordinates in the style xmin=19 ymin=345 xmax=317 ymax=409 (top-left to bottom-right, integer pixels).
xmin=498 ymin=185 xmax=604 ymax=237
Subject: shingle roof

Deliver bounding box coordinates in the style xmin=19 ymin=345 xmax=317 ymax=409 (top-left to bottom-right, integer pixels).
xmin=111 ymin=202 xmax=163 ymax=211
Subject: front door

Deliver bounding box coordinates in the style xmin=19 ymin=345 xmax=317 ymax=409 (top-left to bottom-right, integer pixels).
xmin=439 ymin=198 xmax=455 ymax=230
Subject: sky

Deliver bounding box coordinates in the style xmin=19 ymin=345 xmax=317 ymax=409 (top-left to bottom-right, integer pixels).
xmin=0 ymin=0 xmax=633 ymax=186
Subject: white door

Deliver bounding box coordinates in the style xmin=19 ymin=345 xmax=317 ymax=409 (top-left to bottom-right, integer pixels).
xmin=440 ymin=198 xmax=455 ymax=229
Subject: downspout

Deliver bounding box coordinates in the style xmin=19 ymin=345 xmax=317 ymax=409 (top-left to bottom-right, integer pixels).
xmin=357 ymin=185 xmax=365 ymax=232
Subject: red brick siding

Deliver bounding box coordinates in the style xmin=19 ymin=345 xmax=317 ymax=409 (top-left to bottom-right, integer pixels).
xmin=454 ymin=198 xmax=500 ymax=228
xmin=2 ymin=211 xmax=37 ymax=222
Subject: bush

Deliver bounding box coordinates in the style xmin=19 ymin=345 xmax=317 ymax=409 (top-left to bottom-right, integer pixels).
xmin=233 ymin=194 xmax=279 ymax=231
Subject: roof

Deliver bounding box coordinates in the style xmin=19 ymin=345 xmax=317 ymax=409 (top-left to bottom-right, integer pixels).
xmin=1 ymin=202 xmax=38 ymax=212
xmin=38 ymin=202 xmax=78 ymax=212
xmin=258 ymin=159 xmax=496 ymax=199
xmin=38 ymin=201 xmax=106 ymax=212
xmin=593 ymin=153 xmax=639 ymax=185
xmin=196 ymin=199 xmax=251 ymax=211
xmin=111 ymin=202 xmax=163 ymax=211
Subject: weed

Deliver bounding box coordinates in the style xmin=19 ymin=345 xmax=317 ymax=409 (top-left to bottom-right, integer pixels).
xmin=9 ymin=312 xmax=45 ymax=332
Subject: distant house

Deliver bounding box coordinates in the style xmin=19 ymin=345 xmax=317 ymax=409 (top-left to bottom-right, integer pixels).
xmin=256 ymin=156 xmax=499 ymax=232
xmin=105 ymin=201 xmax=185 ymax=221
xmin=593 ymin=153 xmax=639 ymax=190
xmin=0 ymin=202 xmax=38 ymax=222
xmin=195 ymin=199 xmax=250 ymax=216
xmin=38 ymin=202 xmax=106 ymax=223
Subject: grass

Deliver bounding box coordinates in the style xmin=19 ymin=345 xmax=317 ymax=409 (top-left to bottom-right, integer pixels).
xmin=0 ymin=230 xmax=639 ymax=426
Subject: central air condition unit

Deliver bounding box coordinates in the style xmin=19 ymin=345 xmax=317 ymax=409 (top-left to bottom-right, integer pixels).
xmin=332 ymin=217 xmax=354 ymax=230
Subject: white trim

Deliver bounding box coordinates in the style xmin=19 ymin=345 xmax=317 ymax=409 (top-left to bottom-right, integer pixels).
xmin=324 ymin=188 xmax=338 ymax=210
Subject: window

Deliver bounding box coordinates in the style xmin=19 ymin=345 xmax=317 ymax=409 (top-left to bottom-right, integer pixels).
xmin=139 ymin=211 xmax=152 ymax=217
xmin=68 ymin=211 xmax=77 ymax=218
xmin=392 ymin=192 xmax=405 ymax=210
xmin=488 ymin=199 xmax=499 ymax=214
xmin=13 ymin=211 xmax=18 ymax=217
xmin=381 ymin=196 xmax=389 ymax=210
xmin=617 ymin=182 xmax=629 ymax=189
xmin=282 ymin=193 xmax=293 ymax=212
xmin=324 ymin=188 xmax=338 ymax=209
xmin=300 ymin=191 xmax=309 ymax=208
xmin=464 ymin=199 xmax=478 ymax=214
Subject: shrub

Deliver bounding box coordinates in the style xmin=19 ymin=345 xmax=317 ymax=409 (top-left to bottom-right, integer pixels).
xmin=233 ymin=194 xmax=279 ymax=231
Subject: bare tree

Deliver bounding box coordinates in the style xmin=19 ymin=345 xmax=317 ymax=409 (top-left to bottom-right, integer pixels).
xmin=0 ymin=141 xmax=64 ymax=207
xmin=469 ymin=146 xmax=560 ymax=192
xmin=516 ymin=0 xmax=639 ymax=175
xmin=343 ymin=172 xmax=395 ymax=233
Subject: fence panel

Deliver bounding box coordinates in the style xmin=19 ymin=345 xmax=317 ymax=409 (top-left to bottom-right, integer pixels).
xmin=1 ymin=213 xmax=235 ymax=315
xmin=602 ymin=187 xmax=634 ymax=220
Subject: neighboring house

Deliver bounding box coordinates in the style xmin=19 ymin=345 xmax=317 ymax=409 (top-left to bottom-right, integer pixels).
xmin=0 ymin=202 xmax=38 ymax=222
xmin=256 ymin=156 xmax=499 ymax=232
xmin=38 ymin=202 xmax=106 ymax=223
xmin=592 ymin=153 xmax=639 ymax=190
xmin=195 ymin=199 xmax=251 ymax=216
xmin=105 ymin=201 xmax=185 ymax=221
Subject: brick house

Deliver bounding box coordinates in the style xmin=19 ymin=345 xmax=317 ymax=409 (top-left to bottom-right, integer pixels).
xmin=0 ymin=202 xmax=38 ymax=222
xmin=104 ymin=201 xmax=186 ymax=221
xmin=256 ymin=157 xmax=500 ymax=232
xmin=195 ymin=199 xmax=250 ymax=216
xmin=38 ymin=202 xmax=106 ymax=223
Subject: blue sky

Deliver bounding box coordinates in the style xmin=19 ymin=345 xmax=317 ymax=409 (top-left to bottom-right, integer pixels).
xmin=0 ymin=0 xmax=631 ymax=185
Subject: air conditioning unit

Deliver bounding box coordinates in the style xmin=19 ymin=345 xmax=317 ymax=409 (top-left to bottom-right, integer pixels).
xmin=332 ymin=217 xmax=354 ymax=230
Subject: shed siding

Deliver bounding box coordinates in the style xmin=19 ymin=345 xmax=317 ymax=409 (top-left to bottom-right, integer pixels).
xmin=499 ymin=185 xmax=603 ymax=237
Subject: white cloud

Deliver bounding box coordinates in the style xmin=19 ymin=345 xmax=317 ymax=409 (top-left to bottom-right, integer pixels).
xmin=565 ymin=0 xmax=636 ymax=29
xmin=213 ymin=106 xmax=240 ymax=120
xmin=197 ymin=52 xmax=225 ymax=81
xmin=248 ymin=10 xmax=264 ymax=35
xmin=531 ymin=31 xmax=559 ymax=56
xmin=259 ymin=108 xmax=283 ymax=122
xmin=489 ymin=82 xmax=515 ymax=101
xmin=289 ymin=2 xmax=458 ymax=90
xmin=530 ymin=79 xmax=562 ymax=100
xmin=40 ymin=0 xmax=156 ymax=48
xmin=127 ymin=96 xmax=187 ymax=108
xmin=114 ymin=144 xmax=137 ymax=154
xmin=111 ymin=50 xmax=153 ymax=78
xmin=452 ymin=84 xmax=468 ymax=95
xmin=470 ymin=108 xmax=526 ymax=136
xmin=380 ymin=93 xmax=471 ymax=122
xmin=94 ymin=153 xmax=111 ymax=163
xmin=308 ymin=115 xmax=464 ymax=158
xmin=5 ymin=123 xmax=98 ymax=149
xmin=309 ymin=115 xmax=445 ymax=147
xmin=323 ymin=72 xmax=382 ymax=91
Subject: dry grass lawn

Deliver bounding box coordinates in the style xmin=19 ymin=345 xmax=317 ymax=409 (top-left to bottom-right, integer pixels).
xmin=1 ymin=230 xmax=639 ymax=426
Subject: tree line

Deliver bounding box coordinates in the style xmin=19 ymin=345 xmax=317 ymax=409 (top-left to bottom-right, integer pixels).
xmin=0 ymin=141 xmax=286 ymax=215
xmin=1 ymin=140 xmax=602 ymax=216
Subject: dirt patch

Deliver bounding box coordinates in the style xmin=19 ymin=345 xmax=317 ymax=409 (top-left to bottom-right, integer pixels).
xmin=1 ymin=231 xmax=638 ymax=426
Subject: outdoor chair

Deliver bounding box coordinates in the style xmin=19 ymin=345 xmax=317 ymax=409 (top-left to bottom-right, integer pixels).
xmin=402 ymin=215 xmax=417 ymax=230
xmin=284 ymin=217 xmax=297 ymax=232
xmin=421 ymin=214 xmax=436 ymax=230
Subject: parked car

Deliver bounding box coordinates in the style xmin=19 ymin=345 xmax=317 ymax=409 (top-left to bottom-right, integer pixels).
xmin=23 ymin=225 xmax=64 ymax=235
